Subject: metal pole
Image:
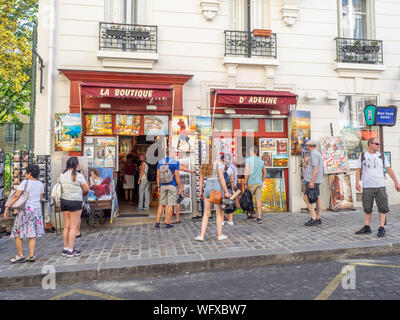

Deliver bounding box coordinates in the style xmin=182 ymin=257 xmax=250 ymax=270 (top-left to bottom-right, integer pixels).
xmin=247 ymin=0 xmax=251 ymax=58
xmin=29 ymin=26 xmax=37 ymax=152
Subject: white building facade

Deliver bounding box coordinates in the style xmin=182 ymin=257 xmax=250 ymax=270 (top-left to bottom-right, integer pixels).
xmin=35 ymin=0 xmax=400 ymax=213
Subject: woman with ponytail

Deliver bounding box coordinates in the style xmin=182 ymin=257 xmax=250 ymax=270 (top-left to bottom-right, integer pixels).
xmin=59 ymin=157 xmax=89 ymax=258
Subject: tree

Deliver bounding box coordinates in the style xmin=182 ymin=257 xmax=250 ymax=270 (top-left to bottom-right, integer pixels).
xmin=0 ymin=0 xmax=38 ymax=125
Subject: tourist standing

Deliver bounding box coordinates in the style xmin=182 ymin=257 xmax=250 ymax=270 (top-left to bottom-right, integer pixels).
xmin=4 ymin=165 xmax=44 ymax=263
xmin=195 ymin=147 xmax=231 ymax=241
xmin=222 ymin=154 xmax=235 ymax=226
xmin=59 ymin=157 xmax=89 ymax=258
xmin=138 ymin=153 xmax=150 ymax=211
xmin=155 ymin=148 xmax=182 ymax=228
xmin=355 ymin=138 xmax=400 ymax=237
xmin=303 ymin=140 xmax=324 ymax=226
xmin=244 ymin=146 xmax=267 ymax=224
xmin=123 ymin=154 xmax=135 ymax=204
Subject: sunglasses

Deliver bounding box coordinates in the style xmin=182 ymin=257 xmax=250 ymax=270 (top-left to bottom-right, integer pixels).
xmin=372 ymin=143 xmax=380 ymax=146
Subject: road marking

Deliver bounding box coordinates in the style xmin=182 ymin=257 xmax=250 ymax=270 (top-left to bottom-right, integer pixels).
xmin=50 ymin=289 xmax=126 ymax=300
xmin=314 ymin=264 xmax=354 ymax=300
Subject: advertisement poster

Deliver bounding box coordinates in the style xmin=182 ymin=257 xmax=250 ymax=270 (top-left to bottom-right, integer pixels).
xmin=261 ymin=170 xmax=286 ymax=213
xmin=144 ymin=115 xmax=169 ymax=136
xmin=115 ymin=115 xmax=140 ymax=136
xmin=328 ymin=174 xmax=354 ymax=211
xmin=171 ymin=116 xmax=197 ymax=152
xmin=320 ymin=136 xmax=349 ymax=174
xmin=259 ymin=138 xmax=289 ymax=168
xmin=194 ymin=116 xmax=212 ymax=140
xmin=84 ymin=136 xmax=117 ymax=169
xmin=61 ymin=156 xmax=89 ymax=181
xmin=55 ymin=113 xmax=82 ymax=151
xmin=290 ymin=110 xmax=311 ymax=155
xmin=88 ymin=167 xmax=113 ymax=201
xmin=85 ymin=114 xmax=112 ymax=135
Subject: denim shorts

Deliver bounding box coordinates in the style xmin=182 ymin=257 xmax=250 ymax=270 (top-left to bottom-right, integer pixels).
xmin=204 ymin=178 xmax=224 ymax=199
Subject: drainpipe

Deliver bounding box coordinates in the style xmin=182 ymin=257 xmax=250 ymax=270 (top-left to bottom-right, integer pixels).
xmin=46 ymin=0 xmax=57 ymax=155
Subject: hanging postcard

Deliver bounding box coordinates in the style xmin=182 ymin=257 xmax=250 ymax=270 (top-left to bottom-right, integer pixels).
xmin=86 ymin=114 xmax=112 ymax=135
xmin=115 ymin=114 xmax=140 ymax=136
xmin=320 ymin=136 xmax=349 ymax=174
xmin=55 ymin=113 xmax=82 ymax=151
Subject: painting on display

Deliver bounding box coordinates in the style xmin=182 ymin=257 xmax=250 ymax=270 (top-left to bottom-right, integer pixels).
xmin=144 ymin=115 xmax=169 ymax=136
xmin=85 ymin=114 xmax=112 ymax=135
xmin=61 ymin=156 xmax=88 ymax=181
xmin=328 ymin=174 xmax=354 ymax=211
xmin=320 ymin=136 xmax=349 ymax=174
xmin=87 ymin=167 xmax=113 ymax=201
xmin=84 ymin=136 xmax=117 ymax=169
xmin=261 ymin=169 xmax=286 ymax=213
xmin=179 ymin=198 xmax=192 ymax=214
xmin=290 ymin=110 xmax=311 ymax=155
xmin=259 ymin=138 xmax=289 ymax=168
xmin=55 ymin=113 xmax=82 ymax=151
xmin=115 ymin=115 xmax=140 ymax=136
xmin=384 ymin=152 xmax=391 ymax=173
xmin=194 ymin=116 xmax=212 ymax=140
xmin=178 ymin=157 xmax=192 ymax=213
xmin=171 ymin=116 xmax=197 ymax=152
xmin=272 ymin=155 xmax=288 ymax=167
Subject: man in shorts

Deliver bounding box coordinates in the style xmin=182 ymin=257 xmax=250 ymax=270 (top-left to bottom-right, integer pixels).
xmin=244 ymin=146 xmax=267 ymax=224
xmin=303 ymin=140 xmax=324 ymax=226
xmin=155 ymin=147 xmax=182 ymax=229
xmin=355 ymin=138 xmax=400 ymax=237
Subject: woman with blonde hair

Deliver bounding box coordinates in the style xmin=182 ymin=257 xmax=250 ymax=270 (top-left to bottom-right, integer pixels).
xmin=195 ymin=145 xmax=231 ymax=241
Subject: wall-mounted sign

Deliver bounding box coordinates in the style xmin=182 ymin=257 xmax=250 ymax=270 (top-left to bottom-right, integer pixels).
xmin=375 ymin=106 xmax=397 ymax=126
xmin=363 ymin=105 xmax=377 ymax=126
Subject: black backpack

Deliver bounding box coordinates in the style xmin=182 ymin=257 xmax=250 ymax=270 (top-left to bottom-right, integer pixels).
xmin=146 ymin=162 xmax=157 ymax=182
xmin=360 ymin=151 xmax=386 ymax=178
xmin=240 ymin=189 xmax=254 ymax=212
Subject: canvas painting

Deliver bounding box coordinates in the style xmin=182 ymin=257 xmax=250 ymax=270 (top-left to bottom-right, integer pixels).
xmin=328 ymin=174 xmax=354 ymax=210
xmin=261 ymin=173 xmax=287 ymax=213
xmin=195 ymin=116 xmax=212 ymax=140
xmin=320 ymin=136 xmax=349 ymax=174
xmin=272 ymin=155 xmax=288 ymax=167
xmin=55 ymin=113 xmax=82 ymax=151
xmin=115 ymin=115 xmax=140 ymax=136
xmin=171 ymin=116 xmax=197 ymax=152
xmin=86 ymin=114 xmax=112 ymax=135
xmin=290 ymin=110 xmax=311 ymax=155
xmin=88 ymin=167 xmax=113 ymax=201
xmin=84 ymin=146 xmax=94 ymax=158
xmin=144 ymin=115 xmax=169 ymax=136
xmin=179 ymin=198 xmax=192 ymax=214
xmin=261 ymin=151 xmax=273 ymax=167
xmin=384 ymin=151 xmax=391 ymax=173
xmin=260 ymin=139 xmax=276 ymax=152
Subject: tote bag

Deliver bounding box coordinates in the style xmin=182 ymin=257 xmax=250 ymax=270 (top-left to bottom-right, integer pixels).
xmin=5 ymin=180 xmax=30 ymax=211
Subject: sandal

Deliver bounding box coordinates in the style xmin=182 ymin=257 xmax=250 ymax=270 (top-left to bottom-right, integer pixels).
xmin=27 ymin=256 xmax=36 ymax=263
xmin=10 ymin=255 xmax=25 ymax=263
xmin=172 ymin=220 xmax=182 ymax=224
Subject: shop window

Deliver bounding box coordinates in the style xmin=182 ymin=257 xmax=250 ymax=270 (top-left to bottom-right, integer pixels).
xmin=240 ymin=119 xmax=259 ymax=132
xmin=339 ymin=0 xmax=373 ymax=39
xmin=338 ymin=95 xmax=378 ymax=162
xmin=214 ymin=118 xmax=233 ymax=131
xmin=265 ymin=119 xmax=283 ymax=132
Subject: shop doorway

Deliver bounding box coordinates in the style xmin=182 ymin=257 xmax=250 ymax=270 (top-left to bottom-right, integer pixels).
xmin=117 ymin=135 xmax=156 ymax=216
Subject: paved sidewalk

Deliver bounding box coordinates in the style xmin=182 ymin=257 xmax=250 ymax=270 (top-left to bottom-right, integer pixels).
xmin=1 ymin=207 xmax=400 ymax=289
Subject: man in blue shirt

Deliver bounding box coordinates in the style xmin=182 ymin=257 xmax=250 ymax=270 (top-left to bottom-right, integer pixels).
xmin=155 ymin=147 xmax=182 ymax=228
xmin=245 ymin=146 xmax=267 ymax=224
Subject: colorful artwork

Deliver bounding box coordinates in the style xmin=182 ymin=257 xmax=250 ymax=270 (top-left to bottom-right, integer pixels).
xmin=171 ymin=116 xmax=197 ymax=152
xmin=320 ymin=136 xmax=349 ymax=174
xmin=260 ymin=138 xmax=289 ymax=168
xmin=277 ymin=140 xmax=288 ymax=154
xmin=272 ymin=155 xmax=288 ymax=167
xmin=88 ymin=167 xmax=113 ymax=201
xmin=260 ymin=139 xmax=276 ymax=152
xmin=328 ymin=174 xmax=354 ymax=211
xmin=195 ymin=116 xmax=212 ymax=140
xmin=62 ymin=156 xmax=89 ymax=181
xmin=85 ymin=114 xmax=112 ymax=135
xmin=384 ymin=152 xmax=391 ymax=173
xmin=84 ymin=136 xmax=118 ymax=169
xmin=290 ymin=110 xmax=311 ymax=155
xmin=144 ymin=115 xmax=169 ymax=136
xmin=261 ymin=151 xmax=273 ymax=167
xmin=261 ymin=170 xmax=286 ymax=213
xmin=179 ymin=198 xmax=192 ymax=214
xmin=55 ymin=113 xmax=82 ymax=151
xmin=115 ymin=115 xmax=140 ymax=136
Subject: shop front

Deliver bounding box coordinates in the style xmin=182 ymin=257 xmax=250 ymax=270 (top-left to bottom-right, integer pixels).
xmin=209 ymin=89 xmax=297 ymax=213
xmin=60 ymin=70 xmax=192 ymax=216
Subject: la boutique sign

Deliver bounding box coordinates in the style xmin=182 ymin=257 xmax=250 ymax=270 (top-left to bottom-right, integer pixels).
xmin=100 ymin=88 xmax=154 ymax=98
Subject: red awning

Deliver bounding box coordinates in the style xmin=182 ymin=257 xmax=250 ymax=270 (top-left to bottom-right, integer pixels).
xmin=214 ymin=89 xmax=297 ymax=106
xmin=81 ymin=82 xmax=172 ymax=99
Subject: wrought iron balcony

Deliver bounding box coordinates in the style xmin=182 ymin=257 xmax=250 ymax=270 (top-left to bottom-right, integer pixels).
xmin=99 ymin=22 xmax=157 ymax=53
xmin=225 ymin=30 xmax=277 ymax=58
xmin=335 ymin=37 xmax=383 ymax=65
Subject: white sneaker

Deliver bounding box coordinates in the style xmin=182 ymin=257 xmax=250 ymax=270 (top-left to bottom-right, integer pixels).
xmin=195 ymin=235 xmax=204 ymax=242
xmin=217 ymin=235 xmax=228 ymax=241
xmin=227 ymin=221 xmax=234 ymax=226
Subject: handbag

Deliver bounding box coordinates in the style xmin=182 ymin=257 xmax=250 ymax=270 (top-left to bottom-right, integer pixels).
xmin=208 ymin=180 xmax=222 ymax=205
xmin=51 ymin=175 xmax=63 ymax=208
xmin=5 ymin=180 xmax=30 ymax=211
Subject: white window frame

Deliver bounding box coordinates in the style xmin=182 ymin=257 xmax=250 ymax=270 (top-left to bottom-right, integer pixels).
xmin=229 ymin=0 xmax=269 ymax=31
xmin=338 ymin=0 xmax=375 ymax=39
xmin=104 ymin=0 xmax=150 ymax=25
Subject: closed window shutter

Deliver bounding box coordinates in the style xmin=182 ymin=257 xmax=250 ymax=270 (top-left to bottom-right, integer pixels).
xmin=104 ymin=0 xmax=114 ymax=22
xmin=230 ymin=0 xmax=247 ymax=31
xmin=251 ymin=0 xmax=264 ymax=30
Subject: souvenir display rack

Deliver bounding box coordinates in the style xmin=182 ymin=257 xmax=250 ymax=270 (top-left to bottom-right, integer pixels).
xmin=11 ymin=150 xmax=31 ymax=190
xmin=33 ymin=155 xmax=51 ymax=202
xmin=0 ymin=151 xmax=5 ymax=213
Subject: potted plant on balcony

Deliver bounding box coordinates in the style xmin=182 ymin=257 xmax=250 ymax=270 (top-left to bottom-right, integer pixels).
xmin=253 ymin=29 xmax=271 ymax=37
xmin=364 ymin=40 xmax=380 ymax=53
xmin=130 ymin=26 xmax=150 ymax=39
xmin=106 ymin=23 xmax=126 ymax=38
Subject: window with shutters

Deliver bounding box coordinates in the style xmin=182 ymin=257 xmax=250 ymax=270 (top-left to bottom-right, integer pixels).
xmin=104 ymin=0 xmax=149 ymax=25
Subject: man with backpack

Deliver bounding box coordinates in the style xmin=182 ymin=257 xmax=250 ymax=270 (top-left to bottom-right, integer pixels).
xmin=222 ymin=154 xmax=236 ymax=225
xmin=155 ymin=147 xmax=182 ymax=228
xmin=355 ymin=138 xmax=400 ymax=237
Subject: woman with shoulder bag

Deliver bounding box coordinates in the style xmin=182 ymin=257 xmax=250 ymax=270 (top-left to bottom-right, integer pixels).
xmin=4 ymin=165 xmax=44 ymax=263
xmin=59 ymin=157 xmax=89 ymax=258
xmin=195 ymin=146 xmax=231 ymax=242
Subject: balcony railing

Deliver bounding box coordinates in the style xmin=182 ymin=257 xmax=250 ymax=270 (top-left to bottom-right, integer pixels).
xmin=225 ymin=30 xmax=277 ymax=58
xmin=99 ymin=22 xmax=157 ymax=53
xmin=335 ymin=37 xmax=383 ymax=65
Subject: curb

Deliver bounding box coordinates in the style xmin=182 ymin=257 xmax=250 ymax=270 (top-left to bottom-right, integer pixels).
xmin=1 ymin=240 xmax=400 ymax=290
